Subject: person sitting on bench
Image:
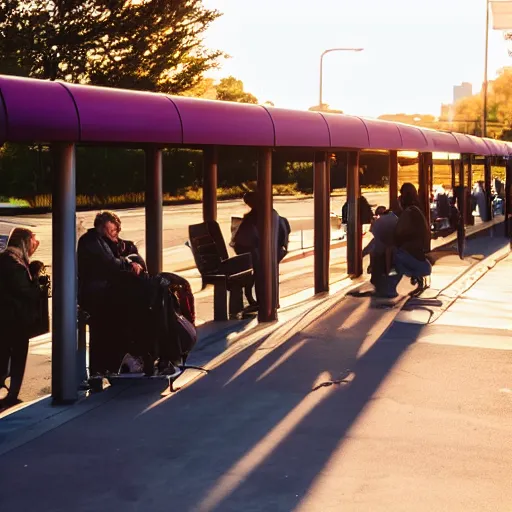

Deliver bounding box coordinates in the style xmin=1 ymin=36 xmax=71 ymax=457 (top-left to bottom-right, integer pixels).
xmin=77 ymin=211 xmax=179 ymax=377
xmin=0 ymin=228 xmax=43 ymax=409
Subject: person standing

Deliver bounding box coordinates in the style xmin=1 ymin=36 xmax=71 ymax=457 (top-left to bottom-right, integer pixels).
xmin=0 ymin=228 xmax=43 ymax=408
xmin=233 ymin=192 xmax=290 ymax=306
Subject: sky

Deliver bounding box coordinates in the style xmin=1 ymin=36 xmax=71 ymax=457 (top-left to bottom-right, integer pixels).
xmin=201 ymin=0 xmax=512 ymax=118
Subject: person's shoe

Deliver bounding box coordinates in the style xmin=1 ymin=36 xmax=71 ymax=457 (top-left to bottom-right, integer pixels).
xmin=157 ymin=360 xmax=181 ymax=379
xmin=0 ymin=395 xmax=22 ymax=410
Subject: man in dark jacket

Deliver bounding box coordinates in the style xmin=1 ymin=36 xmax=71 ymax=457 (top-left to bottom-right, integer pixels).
xmin=77 ymin=211 xmax=143 ymax=314
xmin=77 ymin=212 xmax=181 ymax=377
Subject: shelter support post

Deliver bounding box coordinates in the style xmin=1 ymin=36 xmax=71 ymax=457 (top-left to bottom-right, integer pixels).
xmin=457 ymin=157 xmax=467 ymax=233
xmin=451 ymin=160 xmax=456 ymax=190
xmin=203 ymin=146 xmax=218 ymax=222
xmin=506 ymin=158 xmax=512 ymax=238
xmin=258 ymin=148 xmax=277 ymax=322
xmin=389 ymin=150 xmax=399 ymax=212
xmin=314 ymin=151 xmax=330 ymax=293
xmin=347 ymin=151 xmax=362 ymax=277
xmin=418 ymin=152 xmax=432 ymax=225
xmin=145 ymin=147 xmax=163 ymax=276
xmin=465 ymin=154 xmax=474 ymax=226
xmin=484 ymin=156 xmax=493 ymax=221
xmin=458 ymin=156 xmax=465 ymax=189
xmin=51 ymin=143 xmax=77 ymax=404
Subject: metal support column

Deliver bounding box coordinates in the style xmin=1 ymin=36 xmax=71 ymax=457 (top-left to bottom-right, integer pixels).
xmin=347 ymin=151 xmax=362 ymax=277
xmin=466 ymin=154 xmax=474 ymax=226
xmin=389 ymin=150 xmax=399 ymax=212
xmin=203 ymin=146 xmax=218 ymax=222
xmin=314 ymin=151 xmax=330 ymax=293
xmin=145 ymin=147 xmax=163 ymax=275
xmin=51 ymin=143 xmax=77 ymax=404
xmin=506 ymin=158 xmax=512 ymax=238
xmin=458 ymin=156 xmax=467 ymax=228
xmin=484 ymin=156 xmax=493 ymax=221
xmin=258 ymin=148 xmax=277 ymax=322
xmin=450 ymin=160 xmax=456 ymax=190
xmin=418 ymin=152 xmax=431 ymax=226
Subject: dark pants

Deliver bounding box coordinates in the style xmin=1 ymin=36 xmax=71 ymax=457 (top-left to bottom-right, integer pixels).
xmin=84 ymin=273 xmax=181 ymax=373
xmin=370 ymin=252 xmax=400 ymax=298
xmin=0 ymin=331 xmax=30 ymax=400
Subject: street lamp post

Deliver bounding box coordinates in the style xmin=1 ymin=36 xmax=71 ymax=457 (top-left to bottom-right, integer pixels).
xmin=319 ymin=48 xmax=363 ymax=109
xmin=484 ymin=0 xmax=490 ymax=137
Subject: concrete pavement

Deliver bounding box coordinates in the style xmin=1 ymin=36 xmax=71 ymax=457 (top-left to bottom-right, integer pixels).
xmin=0 ymin=230 xmax=510 ymax=511
xmin=10 ymin=219 xmax=509 ymax=405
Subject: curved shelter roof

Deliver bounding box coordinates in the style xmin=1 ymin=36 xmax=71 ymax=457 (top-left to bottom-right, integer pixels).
xmin=482 ymin=137 xmax=509 ymax=157
xmin=0 ymin=75 xmax=508 ymax=156
xmin=452 ymin=133 xmax=490 ymax=156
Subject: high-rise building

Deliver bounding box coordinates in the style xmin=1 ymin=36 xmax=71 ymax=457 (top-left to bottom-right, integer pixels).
xmin=453 ymin=82 xmax=473 ymax=104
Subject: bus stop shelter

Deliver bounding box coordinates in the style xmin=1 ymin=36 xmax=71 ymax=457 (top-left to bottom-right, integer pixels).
xmin=0 ymin=75 xmax=510 ymax=404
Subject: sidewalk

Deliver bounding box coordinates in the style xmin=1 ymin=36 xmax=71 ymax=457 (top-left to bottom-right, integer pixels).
xmin=0 ymin=234 xmax=510 ymax=511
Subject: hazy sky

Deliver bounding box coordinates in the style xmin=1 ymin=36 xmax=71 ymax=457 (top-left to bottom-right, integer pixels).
xmin=202 ymin=0 xmax=512 ymax=117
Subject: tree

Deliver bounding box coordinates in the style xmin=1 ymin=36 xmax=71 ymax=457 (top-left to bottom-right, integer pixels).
xmin=181 ymin=77 xmax=217 ymax=99
xmin=0 ymin=0 xmax=225 ymax=94
xmin=216 ymin=76 xmax=258 ymax=104
xmin=491 ymin=67 xmax=512 ymax=129
xmin=308 ymin=104 xmax=344 ymax=114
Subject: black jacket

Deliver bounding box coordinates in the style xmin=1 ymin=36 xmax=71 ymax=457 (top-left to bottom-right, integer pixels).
xmin=342 ymin=197 xmax=374 ymax=225
xmin=0 ymin=249 xmax=41 ymax=336
xmin=105 ymin=238 xmax=147 ymax=273
xmin=77 ymin=228 xmax=133 ymax=305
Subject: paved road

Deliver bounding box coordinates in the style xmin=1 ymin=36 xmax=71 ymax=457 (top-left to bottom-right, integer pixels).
xmin=0 ymin=192 xmax=388 ymax=272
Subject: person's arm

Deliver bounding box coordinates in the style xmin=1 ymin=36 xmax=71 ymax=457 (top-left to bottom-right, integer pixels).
xmin=2 ymin=258 xmax=40 ymax=304
xmin=394 ymin=209 xmax=412 ymax=247
xmin=89 ymin=235 xmax=133 ymax=273
xmin=362 ymin=239 xmax=375 ymax=257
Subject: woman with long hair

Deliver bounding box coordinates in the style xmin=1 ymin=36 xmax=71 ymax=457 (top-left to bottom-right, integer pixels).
xmin=0 ymin=227 xmax=42 ymax=408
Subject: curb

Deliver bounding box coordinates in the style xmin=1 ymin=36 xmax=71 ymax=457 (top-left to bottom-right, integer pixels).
xmin=404 ymin=243 xmax=511 ymax=324
xmin=170 ymin=239 xmax=348 ymax=274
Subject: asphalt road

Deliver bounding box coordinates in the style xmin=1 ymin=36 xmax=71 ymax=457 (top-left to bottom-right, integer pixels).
xmin=0 ymin=192 xmax=388 ymax=272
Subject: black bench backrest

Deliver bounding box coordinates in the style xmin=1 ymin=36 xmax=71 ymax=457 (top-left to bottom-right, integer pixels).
xmin=206 ymin=220 xmax=229 ymax=261
xmin=188 ymin=221 xmax=228 ymax=276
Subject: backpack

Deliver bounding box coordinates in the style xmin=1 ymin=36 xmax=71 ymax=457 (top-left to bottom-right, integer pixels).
xmin=278 ymin=216 xmax=291 ymax=261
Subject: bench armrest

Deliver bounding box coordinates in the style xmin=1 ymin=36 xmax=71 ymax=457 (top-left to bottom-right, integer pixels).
xmin=220 ymin=253 xmax=253 ymax=275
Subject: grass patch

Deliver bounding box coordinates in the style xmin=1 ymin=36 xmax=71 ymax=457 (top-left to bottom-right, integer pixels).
xmin=8 ymin=183 xmax=391 ymax=210
xmin=12 ymin=183 xmax=304 ymax=210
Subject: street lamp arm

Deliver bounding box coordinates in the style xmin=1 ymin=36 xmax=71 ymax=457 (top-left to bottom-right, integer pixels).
xmin=322 ymin=48 xmax=364 ymax=57
xmin=319 ymin=47 xmax=364 ymax=109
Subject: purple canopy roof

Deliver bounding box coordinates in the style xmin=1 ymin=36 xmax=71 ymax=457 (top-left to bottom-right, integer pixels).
xmin=169 ymin=96 xmax=274 ymax=146
xmin=0 ymin=75 xmax=506 ymax=155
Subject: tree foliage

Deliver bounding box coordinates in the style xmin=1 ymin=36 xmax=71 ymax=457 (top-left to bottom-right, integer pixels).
xmin=0 ymin=0 xmax=225 ymax=94
xmin=215 ymin=76 xmax=258 ymax=103
xmin=452 ymin=67 xmax=512 ymax=137
xmin=180 ymin=77 xmax=217 ymax=99
xmin=182 ymin=75 xmax=260 ymax=104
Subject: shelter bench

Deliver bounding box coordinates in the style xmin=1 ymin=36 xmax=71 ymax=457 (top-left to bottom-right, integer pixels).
xmin=188 ymin=221 xmax=254 ymax=321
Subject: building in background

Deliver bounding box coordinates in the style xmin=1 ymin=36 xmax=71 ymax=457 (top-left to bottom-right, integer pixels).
xmin=453 ymin=82 xmax=473 ymax=104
